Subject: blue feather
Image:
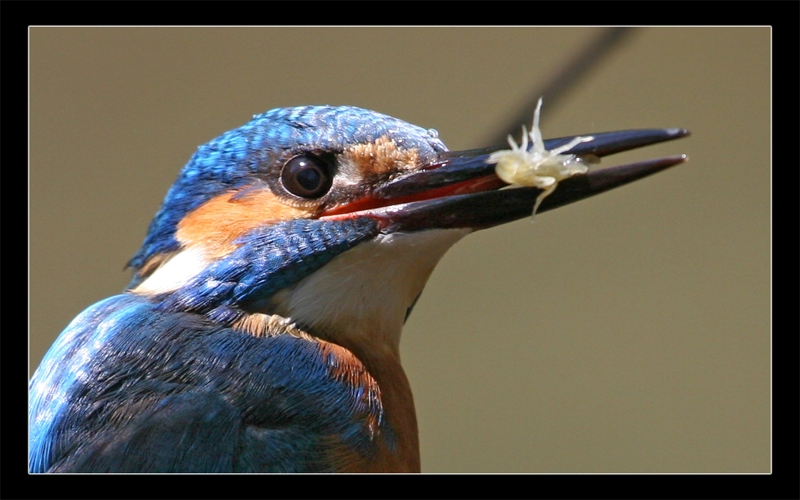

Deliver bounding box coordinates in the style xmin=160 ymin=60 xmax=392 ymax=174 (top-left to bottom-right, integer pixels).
xmin=30 ymin=294 xmax=387 ymax=472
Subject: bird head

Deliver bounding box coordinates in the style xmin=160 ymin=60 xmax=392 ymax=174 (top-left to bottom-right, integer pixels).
xmin=126 ymin=105 xmax=687 ymax=361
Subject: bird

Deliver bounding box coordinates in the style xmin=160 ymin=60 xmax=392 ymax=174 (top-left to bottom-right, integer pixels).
xmin=29 ymin=104 xmax=688 ymax=473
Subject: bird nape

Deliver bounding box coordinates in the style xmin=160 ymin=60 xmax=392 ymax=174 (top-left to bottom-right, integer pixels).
xmin=29 ymin=104 xmax=688 ymax=473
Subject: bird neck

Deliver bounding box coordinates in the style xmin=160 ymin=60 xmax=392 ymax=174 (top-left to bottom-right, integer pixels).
xmin=332 ymin=334 xmax=421 ymax=472
xmin=267 ymin=229 xmax=469 ymax=354
xmin=227 ymin=310 xmax=421 ymax=472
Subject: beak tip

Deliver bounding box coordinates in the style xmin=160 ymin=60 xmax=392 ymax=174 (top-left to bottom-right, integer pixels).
xmin=667 ymin=128 xmax=691 ymax=139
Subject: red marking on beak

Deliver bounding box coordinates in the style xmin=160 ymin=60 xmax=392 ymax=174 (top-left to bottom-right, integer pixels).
xmin=320 ymin=176 xmax=504 ymax=219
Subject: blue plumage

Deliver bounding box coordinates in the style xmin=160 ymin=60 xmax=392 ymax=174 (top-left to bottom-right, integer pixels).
xmin=31 ymin=106 xmax=432 ymax=473
xmin=30 ymin=294 xmax=387 ymax=472
xmin=157 ymin=218 xmax=379 ymax=317
xmin=30 ymin=103 xmax=687 ymax=472
xmin=128 ymin=106 xmax=445 ymax=274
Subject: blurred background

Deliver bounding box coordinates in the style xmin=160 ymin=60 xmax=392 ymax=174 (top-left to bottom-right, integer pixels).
xmin=29 ymin=27 xmax=770 ymax=473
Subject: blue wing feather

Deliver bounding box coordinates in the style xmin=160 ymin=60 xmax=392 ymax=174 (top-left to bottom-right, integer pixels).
xmin=30 ymin=294 xmax=386 ymax=473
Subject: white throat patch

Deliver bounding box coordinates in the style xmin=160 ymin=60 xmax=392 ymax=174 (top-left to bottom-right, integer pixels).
xmin=269 ymin=228 xmax=469 ymax=354
xmin=132 ymin=247 xmax=210 ymax=295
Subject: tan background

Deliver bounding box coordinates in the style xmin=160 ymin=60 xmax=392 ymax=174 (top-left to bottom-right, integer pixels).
xmin=29 ymin=27 xmax=770 ymax=473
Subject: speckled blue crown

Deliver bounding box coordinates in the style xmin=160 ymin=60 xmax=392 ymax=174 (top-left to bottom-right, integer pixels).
xmin=128 ymin=106 xmax=448 ymax=272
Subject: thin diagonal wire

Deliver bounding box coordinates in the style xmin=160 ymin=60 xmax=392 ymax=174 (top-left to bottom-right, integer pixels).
xmin=486 ymin=27 xmax=636 ymax=147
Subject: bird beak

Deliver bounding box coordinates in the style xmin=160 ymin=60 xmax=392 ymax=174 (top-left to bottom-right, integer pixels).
xmin=321 ymin=128 xmax=689 ymax=232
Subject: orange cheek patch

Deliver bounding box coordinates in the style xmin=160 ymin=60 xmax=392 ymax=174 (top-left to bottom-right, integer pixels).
xmin=176 ymin=189 xmax=315 ymax=258
xmin=343 ymin=135 xmax=420 ymax=177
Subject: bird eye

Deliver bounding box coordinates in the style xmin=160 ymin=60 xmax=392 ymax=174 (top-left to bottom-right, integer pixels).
xmin=281 ymin=154 xmax=333 ymax=198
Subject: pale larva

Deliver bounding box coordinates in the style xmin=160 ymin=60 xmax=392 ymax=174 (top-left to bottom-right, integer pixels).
xmin=488 ymin=98 xmax=594 ymax=217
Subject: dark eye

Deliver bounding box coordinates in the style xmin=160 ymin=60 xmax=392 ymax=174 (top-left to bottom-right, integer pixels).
xmin=281 ymin=154 xmax=333 ymax=198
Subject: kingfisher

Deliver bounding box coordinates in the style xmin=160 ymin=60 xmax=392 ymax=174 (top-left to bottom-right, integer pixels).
xmin=29 ymin=104 xmax=688 ymax=473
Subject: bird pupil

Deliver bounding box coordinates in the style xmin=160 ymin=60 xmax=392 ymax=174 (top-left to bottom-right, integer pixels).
xmin=297 ymin=165 xmax=321 ymax=191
